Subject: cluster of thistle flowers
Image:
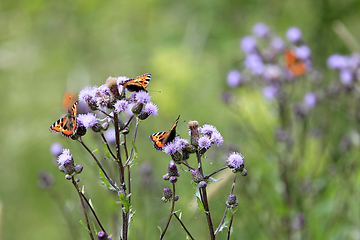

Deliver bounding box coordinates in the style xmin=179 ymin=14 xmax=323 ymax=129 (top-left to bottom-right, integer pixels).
xmin=226 ymin=23 xmax=319 ymax=116
xmin=160 ymin=121 xmax=247 ymax=204
xmin=77 ymin=76 xmax=158 ymax=129
xmin=327 ymin=52 xmax=360 ymax=88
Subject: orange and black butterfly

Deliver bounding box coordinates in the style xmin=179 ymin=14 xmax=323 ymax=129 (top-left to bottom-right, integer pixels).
xmin=285 ymin=49 xmax=306 ymax=77
xmin=121 ymin=73 xmax=151 ymax=92
xmin=50 ymin=101 xmax=78 ymax=138
xmin=149 ymin=115 xmax=180 ymax=150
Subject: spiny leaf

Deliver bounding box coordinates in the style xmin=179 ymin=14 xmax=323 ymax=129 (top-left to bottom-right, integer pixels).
xmin=118 ymin=191 xmax=130 ymax=212
xmin=192 ymin=182 xmax=205 ymax=212
xmin=102 ymin=143 xmax=116 ymax=161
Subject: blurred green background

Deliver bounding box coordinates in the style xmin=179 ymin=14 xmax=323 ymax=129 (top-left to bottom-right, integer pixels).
xmin=1 ymin=0 xmax=360 ymax=239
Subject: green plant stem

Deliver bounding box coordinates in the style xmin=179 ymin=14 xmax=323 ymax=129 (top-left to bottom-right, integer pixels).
xmin=173 ymin=212 xmax=194 ymax=240
xmin=100 ymin=132 xmax=117 ymax=160
xmin=79 ymin=137 xmax=120 ymax=192
xmin=160 ymin=183 xmax=176 ymax=240
xmin=205 ymin=166 xmax=228 ymax=179
xmin=226 ymin=212 xmax=234 ymax=240
xmin=71 ymin=177 xmax=94 ymax=240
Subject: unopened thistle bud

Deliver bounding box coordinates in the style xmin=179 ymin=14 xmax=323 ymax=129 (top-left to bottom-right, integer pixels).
xmin=199 ymin=181 xmax=207 ymax=188
xmin=174 ymin=194 xmax=179 ymax=201
xmin=191 ymin=169 xmax=204 ymax=183
xmin=168 ymin=161 xmax=180 ymax=177
xmin=97 ymin=230 xmax=111 ymax=240
xmin=91 ymin=122 xmax=102 ymax=132
xmin=226 ymin=194 xmax=239 ymax=208
xmin=132 ymin=102 xmax=144 ymax=115
xmin=169 ymin=176 xmax=178 ymax=183
xmin=137 ymin=111 xmax=150 ymax=120
xmin=188 ymin=121 xmax=199 ymax=146
xmin=76 ymin=125 xmax=87 ymax=137
xmin=163 ymin=187 xmax=173 ymax=199
xmin=102 ymin=122 xmax=109 ymax=131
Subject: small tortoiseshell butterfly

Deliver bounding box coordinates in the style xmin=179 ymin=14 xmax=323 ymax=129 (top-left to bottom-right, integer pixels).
xmin=285 ymin=49 xmax=306 ymax=77
xmin=50 ymin=101 xmax=78 ymax=138
xmin=149 ymin=115 xmax=180 ymax=150
xmin=121 ymin=73 xmax=151 ymax=92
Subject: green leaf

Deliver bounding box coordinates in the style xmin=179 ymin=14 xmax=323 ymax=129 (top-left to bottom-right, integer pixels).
xmin=218 ymin=210 xmax=232 ymax=233
xmin=118 ymin=191 xmax=131 ymax=212
xmin=157 ymin=226 xmax=163 ymax=236
xmin=192 ymin=182 xmax=205 ymax=212
xmin=207 ymin=176 xmax=221 ymax=182
xmin=79 ymin=220 xmax=88 ymax=230
xmin=99 ymin=167 xmax=117 ymax=191
xmin=126 ymin=140 xmax=138 ymax=167
xmin=102 ymin=143 xmax=116 ymax=161
xmin=92 ymin=149 xmax=98 ymax=154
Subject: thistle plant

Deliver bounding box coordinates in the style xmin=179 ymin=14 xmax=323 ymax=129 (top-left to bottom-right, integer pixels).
xmin=224 ymin=22 xmax=360 ymax=239
xmin=47 ymin=74 xmax=247 ymax=240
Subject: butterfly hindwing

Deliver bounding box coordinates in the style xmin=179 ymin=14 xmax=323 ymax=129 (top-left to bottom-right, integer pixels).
xmin=149 ymin=115 xmax=180 ymax=150
xmin=50 ymin=101 xmax=78 ymax=138
xmin=285 ymin=49 xmax=306 ymax=77
xmin=122 ymin=73 xmax=151 ymax=92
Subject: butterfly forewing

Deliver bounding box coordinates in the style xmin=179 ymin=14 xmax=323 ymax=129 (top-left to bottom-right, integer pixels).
xmin=149 ymin=115 xmax=180 ymax=150
xmin=50 ymin=101 xmax=78 ymax=138
xmin=122 ymin=73 xmax=151 ymax=92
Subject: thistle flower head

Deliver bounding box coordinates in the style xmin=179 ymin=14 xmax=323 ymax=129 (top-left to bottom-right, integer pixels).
xmin=240 ymin=36 xmax=257 ymax=54
xmin=286 ymin=27 xmax=302 ymax=43
xmin=244 ymin=54 xmax=264 ymax=75
xmin=135 ymin=91 xmax=151 ymax=104
xmin=227 ymin=70 xmax=242 ymax=88
xmin=50 ymin=142 xmax=63 ymax=157
xmin=199 ymin=124 xmax=218 ymax=136
xmin=270 ymin=37 xmax=285 ymax=51
xmin=142 ymin=102 xmax=159 ymax=117
xmin=327 ymin=54 xmax=347 ymax=70
xmin=114 ymin=99 xmax=129 ymax=113
xmin=198 ymin=136 xmax=211 ymax=149
xmin=252 ymin=22 xmax=270 ymax=38
xmin=79 ymin=86 xmax=97 ymax=107
xmin=227 ymin=152 xmax=245 ymax=172
xmin=57 ymin=149 xmax=73 ymax=165
xmin=211 ymin=131 xmax=224 ymax=146
xmin=78 ymin=113 xmax=98 ymax=129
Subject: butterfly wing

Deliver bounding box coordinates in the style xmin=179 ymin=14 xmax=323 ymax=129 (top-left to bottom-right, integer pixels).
xmin=285 ymin=49 xmax=306 ymax=76
xmin=50 ymin=101 xmax=78 ymax=138
xmin=122 ymin=73 xmax=151 ymax=92
xmin=62 ymin=91 xmax=77 ymax=110
xmin=149 ymin=115 xmax=180 ymax=150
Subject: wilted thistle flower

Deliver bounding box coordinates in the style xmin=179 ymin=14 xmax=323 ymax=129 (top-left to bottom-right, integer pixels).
xmin=188 ymin=121 xmax=199 ymax=146
xmin=77 ymin=113 xmax=98 ymax=129
xmin=227 ymin=152 xmax=245 ymax=173
xmin=226 ymin=194 xmax=239 ymax=208
xmin=106 ymin=76 xmax=120 ymax=99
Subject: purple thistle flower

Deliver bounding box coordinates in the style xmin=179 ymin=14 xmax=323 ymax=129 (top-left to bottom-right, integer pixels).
xmin=348 ymin=53 xmax=360 ymax=70
xmin=198 ymin=136 xmax=211 ymax=149
xmin=143 ymin=102 xmax=158 ymax=117
xmin=252 ymin=22 xmax=270 ymax=38
xmin=77 ymin=113 xmax=98 ymax=129
xmin=96 ymin=85 xmax=111 ymax=97
xmin=227 ymin=70 xmax=242 ymax=88
xmin=240 ymin=36 xmax=257 ymax=54
xmin=163 ymin=141 xmax=181 ymax=155
xmin=114 ymin=100 xmax=129 ymax=113
xmin=244 ymin=54 xmax=264 ymax=75
xmin=270 ymin=37 xmax=285 ymax=51
xmin=227 ymin=152 xmax=245 ymax=171
xmin=117 ymin=76 xmax=129 ymax=85
xmin=262 ymin=85 xmax=279 ymax=100
xmin=303 ymin=92 xmax=317 ymax=110
xmin=286 ymin=27 xmax=302 ymax=43
xmin=50 ymin=142 xmax=63 ymax=156
xmin=327 ymin=54 xmax=348 ymax=70
xmin=79 ymin=87 xmax=96 ymax=105
xmin=57 ymin=149 xmax=73 ymax=165
xmin=211 ymin=131 xmax=224 ymax=146
xmin=135 ymin=91 xmax=151 ymax=104
xmin=174 ymin=137 xmax=189 ymax=150
xmin=295 ymin=45 xmax=311 ymax=60
xmin=199 ymin=124 xmax=218 ymax=136
xmin=340 ymin=69 xmax=353 ymax=86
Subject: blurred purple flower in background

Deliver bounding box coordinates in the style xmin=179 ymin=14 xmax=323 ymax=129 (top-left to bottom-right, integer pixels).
xmin=252 ymin=22 xmax=270 ymax=38
xmin=227 ymin=70 xmax=242 ymax=88
xmin=240 ymin=36 xmax=257 ymax=54
xmin=286 ymin=27 xmax=302 ymax=43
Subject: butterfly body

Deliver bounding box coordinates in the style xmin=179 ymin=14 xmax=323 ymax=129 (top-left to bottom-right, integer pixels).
xmin=285 ymin=49 xmax=306 ymax=77
xmin=122 ymin=73 xmax=151 ymax=92
xmin=50 ymin=101 xmax=78 ymax=138
xmin=149 ymin=115 xmax=180 ymax=150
